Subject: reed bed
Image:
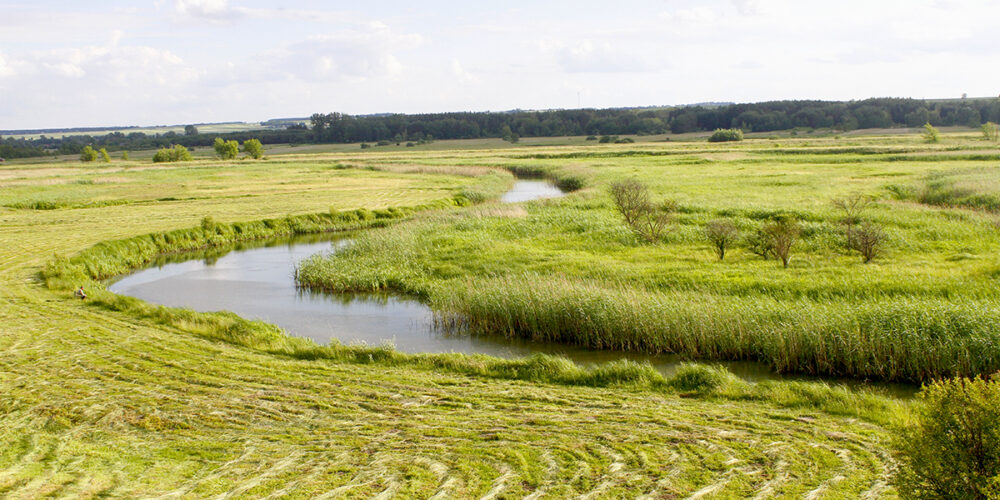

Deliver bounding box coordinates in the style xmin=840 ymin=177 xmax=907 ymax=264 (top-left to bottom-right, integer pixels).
xmin=430 ymin=275 xmax=1000 ymax=382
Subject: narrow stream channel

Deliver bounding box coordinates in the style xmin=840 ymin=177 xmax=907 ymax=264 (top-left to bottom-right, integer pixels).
xmin=108 ymin=181 xmax=916 ymax=396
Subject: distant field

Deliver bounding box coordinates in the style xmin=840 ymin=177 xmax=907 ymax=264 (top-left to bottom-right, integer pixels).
xmin=2 ymin=121 xmax=276 ymax=140
xmin=12 ymin=132 xmax=998 ymax=496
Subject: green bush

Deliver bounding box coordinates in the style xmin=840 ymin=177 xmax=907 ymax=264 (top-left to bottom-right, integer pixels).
xmin=242 ymin=139 xmax=264 ymax=159
xmin=214 ymin=138 xmax=239 ymax=160
xmin=922 ymin=123 xmax=941 ymax=143
xmin=80 ymin=146 xmax=98 ymax=162
xmin=893 ymin=375 xmax=1000 ymax=499
xmin=707 ymin=129 xmax=744 ymax=142
xmin=152 ymin=145 xmax=193 ymax=163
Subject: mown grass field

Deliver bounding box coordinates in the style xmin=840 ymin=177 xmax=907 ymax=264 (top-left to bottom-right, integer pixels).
xmin=2 ymin=135 xmax=978 ymax=497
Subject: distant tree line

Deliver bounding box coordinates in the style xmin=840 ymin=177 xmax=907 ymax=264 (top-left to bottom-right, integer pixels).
xmin=3 ymin=97 xmax=999 ymax=159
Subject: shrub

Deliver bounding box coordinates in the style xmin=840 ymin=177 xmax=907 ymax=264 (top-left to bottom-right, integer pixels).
xmin=892 ymin=375 xmax=1000 ymax=499
xmin=360 ymin=143 xmax=371 ymax=149
xmin=708 ymin=128 xmax=744 ymax=142
xmin=405 ymin=142 xmax=415 ymax=147
xmin=599 ymin=135 xmax=614 ymax=143
xmin=555 ymin=174 xmax=586 ymax=192
xmin=152 ymin=145 xmax=193 ymax=163
xmin=585 ymin=135 xmax=597 ymax=141
xmin=745 ymin=228 xmax=775 ymax=260
xmin=983 ymin=122 xmax=999 ymax=142
xmin=762 ymin=218 xmax=800 ymax=268
xmin=704 ymin=219 xmax=739 ymax=260
xmin=922 ymin=122 xmax=941 ymax=143
xmin=242 ymin=138 xmax=264 ymax=159
xmin=98 ymin=148 xmax=110 ymax=162
xmin=608 ymin=179 xmax=673 ymax=242
xmin=609 ymin=179 xmax=649 ymax=228
xmin=854 ymin=222 xmax=887 ymax=263
xmin=214 ymin=138 xmax=239 ymax=159
xmin=121 ymin=151 xmax=129 ymax=161
xmin=80 ymin=146 xmax=98 ymax=162
xmin=376 ymin=140 xmax=391 ymax=146
xmin=832 ymin=193 xmax=874 ymax=250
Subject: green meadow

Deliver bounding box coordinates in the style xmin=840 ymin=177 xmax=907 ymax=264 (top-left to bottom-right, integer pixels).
xmin=297 ymin=134 xmax=1000 ymax=383
xmin=2 ymin=130 xmax=997 ymax=497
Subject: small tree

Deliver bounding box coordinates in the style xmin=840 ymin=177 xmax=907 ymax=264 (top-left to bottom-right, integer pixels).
xmin=608 ymin=179 xmax=673 ymax=242
xmin=762 ymin=218 xmax=800 ymax=268
xmin=121 ymin=151 xmax=129 ymax=161
xmin=892 ymin=376 xmax=1000 ymax=499
xmin=609 ymin=179 xmax=650 ymax=228
xmin=922 ymin=122 xmax=940 ymax=143
xmin=832 ymin=193 xmax=873 ymax=250
xmin=983 ymin=122 xmax=1000 ymax=142
xmin=745 ymin=229 xmax=775 ymax=259
xmin=184 ymin=125 xmax=199 ymax=136
xmin=500 ymin=125 xmax=514 ymax=142
xmin=242 ymin=138 xmax=264 ymax=159
xmin=98 ymin=147 xmax=110 ymax=162
xmin=80 ymin=145 xmax=98 ymax=162
xmin=214 ymin=138 xmax=239 ymax=160
xmin=853 ymin=222 xmax=886 ymax=263
xmin=705 ymin=219 xmax=739 ymax=260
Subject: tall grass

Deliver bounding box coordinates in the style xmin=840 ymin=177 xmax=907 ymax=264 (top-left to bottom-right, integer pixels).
xmin=429 ymin=275 xmax=1000 ymax=382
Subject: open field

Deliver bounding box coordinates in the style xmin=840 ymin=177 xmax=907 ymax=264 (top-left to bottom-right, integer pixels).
xmin=5 ymin=134 xmax=991 ymax=496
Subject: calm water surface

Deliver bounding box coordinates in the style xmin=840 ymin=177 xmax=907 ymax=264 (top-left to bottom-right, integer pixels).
xmin=108 ymin=181 xmax=916 ymax=396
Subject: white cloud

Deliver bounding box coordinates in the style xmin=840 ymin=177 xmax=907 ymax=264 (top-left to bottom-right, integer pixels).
xmin=174 ymin=0 xmax=242 ymax=19
xmin=259 ymin=23 xmax=421 ymax=82
xmin=0 ymin=52 xmax=24 ymax=78
xmin=556 ymin=41 xmax=654 ymax=73
xmin=450 ymin=58 xmax=479 ymax=83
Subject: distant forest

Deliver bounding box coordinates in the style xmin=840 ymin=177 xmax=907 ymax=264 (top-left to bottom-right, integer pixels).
xmin=3 ymin=97 xmax=999 ymax=159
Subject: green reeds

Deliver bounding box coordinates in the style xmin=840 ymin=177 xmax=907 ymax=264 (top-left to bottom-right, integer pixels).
xmin=429 ymin=274 xmax=1000 ymax=382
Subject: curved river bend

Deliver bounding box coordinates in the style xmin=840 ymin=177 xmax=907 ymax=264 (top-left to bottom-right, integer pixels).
xmin=109 ymin=181 xmax=915 ymax=395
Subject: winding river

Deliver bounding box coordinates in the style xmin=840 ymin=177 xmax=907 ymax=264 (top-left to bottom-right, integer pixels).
xmin=109 ymin=181 xmax=916 ymax=395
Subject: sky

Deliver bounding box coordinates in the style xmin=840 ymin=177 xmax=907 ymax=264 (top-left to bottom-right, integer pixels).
xmin=1 ymin=0 xmax=998 ymax=130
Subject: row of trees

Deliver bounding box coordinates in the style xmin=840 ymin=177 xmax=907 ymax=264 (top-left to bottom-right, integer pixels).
xmin=5 ymin=96 xmax=999 ymax=159
xmin=610 ymin=181 xmax=887 ymax=266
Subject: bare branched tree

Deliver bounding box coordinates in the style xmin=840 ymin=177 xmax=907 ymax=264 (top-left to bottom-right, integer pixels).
xmin=705 ymin=219 xmax=739 ymax=260
xmin=635 ymin=209 xmax=673 ymax=242
xmin=762 ymin=219 xmax=800 ymax=268
xmin=832 ymin=194 xmax=874 ymax=250
xmin=854 ymin=222 xmax=887 ymax=263
xmin=608 ymin=179 xmax=674 ymax=242
xmin=609 ymin=179 xmax=650 ymax=227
